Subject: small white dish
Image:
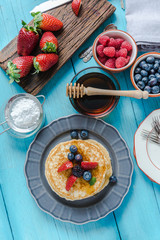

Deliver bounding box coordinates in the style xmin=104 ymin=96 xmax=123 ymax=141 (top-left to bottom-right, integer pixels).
xmin=134 ymin=109 xmax=160 ymax=184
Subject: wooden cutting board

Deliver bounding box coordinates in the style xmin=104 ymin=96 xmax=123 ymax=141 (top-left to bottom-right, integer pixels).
xmin=0 ymin=0 xmax=115 ymax=95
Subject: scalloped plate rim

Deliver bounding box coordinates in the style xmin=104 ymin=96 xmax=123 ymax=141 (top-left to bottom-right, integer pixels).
xmin=24 ymin=114 xmax=133 ymax=224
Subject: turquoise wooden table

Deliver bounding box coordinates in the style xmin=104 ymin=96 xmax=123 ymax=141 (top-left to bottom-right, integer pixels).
xmin=0 ymin=0 xmax=160 ymax=239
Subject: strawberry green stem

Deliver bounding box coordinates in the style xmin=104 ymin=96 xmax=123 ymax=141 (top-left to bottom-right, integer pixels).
xmin=21 ymin=20 xmax=39 ymax=34
xmin=33 ymin=57 xmax=40 ymax=74
xmin=42 ymin=42 xmax=57 ymax=53
xmin=31 ymin=12 xmax=43 ymax=30
xmin=6 ymin=61 xmax=21 ymax=83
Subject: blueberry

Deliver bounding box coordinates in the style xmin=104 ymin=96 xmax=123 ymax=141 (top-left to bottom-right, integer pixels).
xmin=70 ymin=130 xmax=78 ymax=139
xmin=155 ymin=59 xmax=159 ymax=64
xmin=155 ymin=73 xmax=160 ymax=78
xmin=146 ymin=56 xmax=155 ymax=64
xmin=68 ymin=153 xmax=75 ymax=161
xmin=142 ymin=77 xmax=148 ymax=85
xmin=154 ymin=63 xmax=159 ymax=70
xmin=148 ymin=78 xmax=157 ymax=87
xmin=72 ymin=165 xmax=84 ymax=177
xmin=139 ymin=60 xmax=146 ymax=68
xmin=144 ymin=86 xmax=151 ymax=93
xmin=155 ymin=73 xmax=160 ymax=82
xmin=151 ymin=86 xmax=160 ymax=94
xmin=142 ymin=64 xmax=150 ymax=72
xmin=70 ymin=145 xmax=78 ymax=153
xmin=80 ymin=130 xmax=89 ymax=139
xmin=148 ymin=64 xmax=153 ymax=71
xmin=148 ymin=74 xmax=155 ymax=80
xmin=150 ymin=69 xmax=155 ymax=74
xmin=109 ymin=176 xmax=117 ymax=183
xmin=141 ymin=70 xmax=148 ymax=77
xmin=135 ymin=67 xmax=141 ymax=74
xmin=134 ymin=74 xmax=142 ymax=82
xmin=83 ymin=171 xmax=92 ymax=181
xmin=158 ymin=67 xmax=160 ymax=73
xmin=75 ymin=154 xmax=83 ymax=162
xmin=157 ymin=75 xmax=160 ymax=83
xmin=137 ymin=81 xmax=145 ymax=90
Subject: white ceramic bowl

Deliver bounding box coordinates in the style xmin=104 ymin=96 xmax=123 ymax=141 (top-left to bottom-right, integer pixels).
xmin=130 ymin=52 xmax=160 ymax=97
xmin=93 ymin=30 xmax=138 ymax=72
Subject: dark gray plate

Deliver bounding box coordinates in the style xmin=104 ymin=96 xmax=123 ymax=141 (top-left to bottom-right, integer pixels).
xmin=24 ymin=115 xmax=133 ymax=224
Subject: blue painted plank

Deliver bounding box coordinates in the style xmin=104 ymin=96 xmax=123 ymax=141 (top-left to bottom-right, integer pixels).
xmin=0 ymin=0 xmax=160 ymax=239
xmin=0 ymin=186 xmax=13 ymax=240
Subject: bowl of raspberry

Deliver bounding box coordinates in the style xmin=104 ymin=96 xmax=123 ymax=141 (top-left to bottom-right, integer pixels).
xmin=130 ymin=52 xmax=160 ymax=97
xmin=93 ymin=30 xmax=138 ymax=72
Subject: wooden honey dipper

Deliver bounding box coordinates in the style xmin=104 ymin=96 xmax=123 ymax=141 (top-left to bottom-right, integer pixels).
xmin=66 ymin=83 xmax=149 ymax=99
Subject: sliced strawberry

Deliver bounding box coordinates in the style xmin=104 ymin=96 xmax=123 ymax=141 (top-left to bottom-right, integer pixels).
xmin=6 ymin=56 xmax=34 ymax=83
xmin=72 ymin=0 xmax=82 ymax=16
xmin=66 ymin=175 xmax=78 ymax=191
xmin=31 ymin=12 xmax=63 ymax=31
xmin=57 ymin=161 xmax=73 ymax=172
xmin=81 ymin=162 xmax=98 ymax=170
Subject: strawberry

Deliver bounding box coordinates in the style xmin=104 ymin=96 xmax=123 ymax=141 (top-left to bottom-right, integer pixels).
xmin=57 ymin=161 xmax=73 ymax=172
xmin=17 ymin=20 xmax=39 ymax=56
xmin=33 ymin=53 xmax=59 ymax=73
xmin=40 ymin=32 xmax=58 ymax=53
xmin=31 ymin=12 xmax=63 ymax=31
xmin=6 ymin=56 xmax=34 ymax=83
xmin=66 ymin=175 xmax=78 ymax=191
xmin=81 ymin=162 xmax=98 ymax=170
xmin=72 ymin=0 xmax=82 ymax=16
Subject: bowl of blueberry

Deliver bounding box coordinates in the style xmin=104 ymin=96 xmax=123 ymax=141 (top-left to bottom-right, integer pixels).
xmin=130 ymin=52 xmax=160 ymax=96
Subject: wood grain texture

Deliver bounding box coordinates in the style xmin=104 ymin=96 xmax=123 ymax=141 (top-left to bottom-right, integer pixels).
xmin=0 ymin=0 xmax=115 ymax=95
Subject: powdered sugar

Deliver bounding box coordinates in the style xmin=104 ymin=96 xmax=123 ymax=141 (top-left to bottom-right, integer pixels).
xmin=10 ymin=98 xmax=40 ymax=129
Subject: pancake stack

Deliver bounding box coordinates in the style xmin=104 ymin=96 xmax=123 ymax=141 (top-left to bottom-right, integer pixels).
xmin=45 ymin=139 xmax=112 ymax=201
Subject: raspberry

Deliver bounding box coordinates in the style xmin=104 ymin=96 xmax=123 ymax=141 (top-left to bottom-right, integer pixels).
xmin=115 ymin=50 xmax=119 ymax=58
xmin=126 ymin=56 xmax=130 ymax=64
xmin=98 ymin=56 xmax=107 ymax=65
xmin=115 ymin=38 xmax=124 ymax=49
xmin=108 ymin=38 xmax=118 ymax=48
xmin=96 ymin=45 xmax=105 ymax=57
xmin=98 ymin=35 xmax=110 ymax=47
xmin=115 ymin=57 xmax=127 ymax=68
xmin=105 ymin=58 xmax=116 ymax=68
xmin=103 ymin=47 xmax=115 ymax=57
xmin=118 ymin=48 xmax=128 ymax=58
xmin=121 ymin=41 xmax=132 ymax=51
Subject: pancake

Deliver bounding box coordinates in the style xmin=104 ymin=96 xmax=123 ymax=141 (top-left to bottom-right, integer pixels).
xmin=45 ymin=139 xmax=112 ymax=200
xmin=87 ymin=140 xmax=112 ymax=192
